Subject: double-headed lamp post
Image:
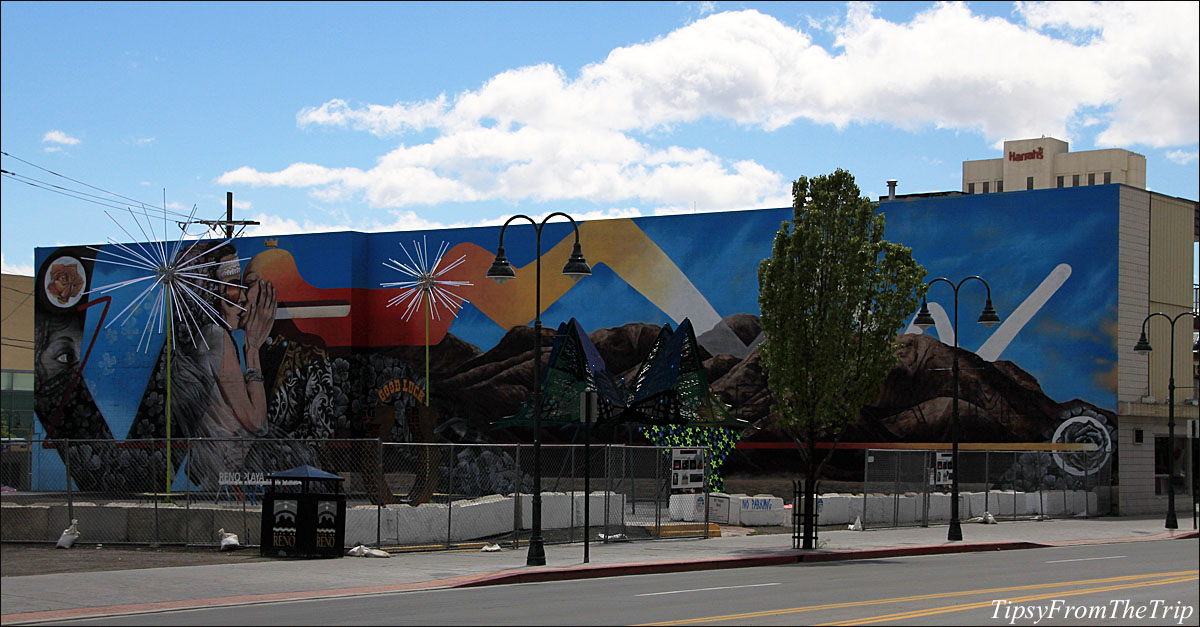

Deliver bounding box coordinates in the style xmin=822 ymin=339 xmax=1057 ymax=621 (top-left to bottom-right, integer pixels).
xmin=914 ymin=276 xmax=1001 ymax=542
xmin=486 ymin=212 xmax=591 ymax=566
xmin=1133 ymin=311 xmax=1198 ymax=530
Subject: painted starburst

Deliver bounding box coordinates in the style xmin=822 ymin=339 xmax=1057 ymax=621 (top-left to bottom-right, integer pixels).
xmin=83 ymin=202 xmax=247 ymax=497
xmin=86 ymin=204 xmax=246 ymax=352
xmin=381 ymin=236 xmax=472 ymax=321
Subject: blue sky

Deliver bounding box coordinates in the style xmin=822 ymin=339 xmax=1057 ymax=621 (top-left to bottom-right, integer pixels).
xmin=2 ymin=1 xmax=1197 ymax=278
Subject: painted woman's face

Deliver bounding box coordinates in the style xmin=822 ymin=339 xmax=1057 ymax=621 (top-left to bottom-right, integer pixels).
xmin=217 ymin=253 xmax=244 ymax=328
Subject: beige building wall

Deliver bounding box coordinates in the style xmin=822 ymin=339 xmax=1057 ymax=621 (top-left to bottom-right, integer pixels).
xmin=1115 ymin=188 xmax=1198 ymax=515
xmin=962 ymin=137 xmax=1145 ymax=193
xmin=1 ymin=273 xmax=35 ymax=372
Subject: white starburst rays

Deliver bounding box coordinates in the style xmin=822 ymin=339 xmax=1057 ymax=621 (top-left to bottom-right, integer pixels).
xmin=84 ymin=203 xmax=248 ymax=352
xmin=380 ymin=236 xmax=472 ymax=321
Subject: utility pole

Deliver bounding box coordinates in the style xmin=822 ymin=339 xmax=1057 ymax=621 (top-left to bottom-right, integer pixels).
xmin=193 ymin=191 xmax=258 ymax=236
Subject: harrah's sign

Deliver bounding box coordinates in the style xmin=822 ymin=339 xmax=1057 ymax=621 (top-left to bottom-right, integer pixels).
xmin=1008 ymin=147 xmax=1044 ymax=162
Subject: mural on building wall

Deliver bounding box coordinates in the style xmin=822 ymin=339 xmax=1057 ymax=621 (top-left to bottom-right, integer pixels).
xmin=33 ymin=186 xmax=1121 ymax=490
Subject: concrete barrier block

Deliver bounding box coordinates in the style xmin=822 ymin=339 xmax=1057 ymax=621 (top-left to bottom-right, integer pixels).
xmin=212 ymin=507 xmax=260 ymax=546
xmin=926 ymin=493 xmax=950 ymax=522
xmin=895 ymin=494 xmax=921 ymax=524
xmin=344 ymin=506 xmax=384 ymax=548
xmin=450 ymin=495 xmax=510 ymax=541
xmin=1 ymin=504 xmax=50 ymax=541
xmin=125 ymin=504 xmax=188 ymax=543
xmin=72 ymin=504 xmax=128 ymax=543
xmin=862 ymin=494 xmax=895 ymax=526
xmin=963 ymin=492 xmax=987 ymax=519
xmin=392 ymin=502 xmax=449 ymax=546
xmin=737 ymin=495 xmax=786 ymax=526
xmin=818 ymin=494 xmax=850 ymax=527
xmin=574 ymin=492 xmax=624 ymax=527
xmin=846 ymin=495 xmax=864 ymax=524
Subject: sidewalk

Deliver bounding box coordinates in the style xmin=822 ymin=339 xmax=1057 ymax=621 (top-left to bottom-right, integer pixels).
xmin=2 ymin=515 xmax=1196 ymax=624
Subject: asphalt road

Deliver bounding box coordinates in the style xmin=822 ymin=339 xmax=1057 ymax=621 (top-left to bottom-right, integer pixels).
xmin=53 ymin=540 xmax=1199 ymax=626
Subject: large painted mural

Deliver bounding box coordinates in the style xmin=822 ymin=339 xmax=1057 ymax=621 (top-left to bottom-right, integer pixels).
xmin=32 ymin=185 xmax=1120 ymax=490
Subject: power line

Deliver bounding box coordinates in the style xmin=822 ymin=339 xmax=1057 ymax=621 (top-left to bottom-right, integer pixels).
xmin=2 ymin=169 xmax=195 ymax=221
xmin=1 ymin=150 xmax=174 ymax=215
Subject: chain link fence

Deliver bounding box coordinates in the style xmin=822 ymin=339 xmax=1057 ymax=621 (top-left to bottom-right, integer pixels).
xmin=0 ymin=439 xmax=707 ymax=550
xmin=860 ymin=449 xmax=1113 ymax=529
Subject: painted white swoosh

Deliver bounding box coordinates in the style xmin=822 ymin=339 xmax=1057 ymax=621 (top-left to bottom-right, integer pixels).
xmin=977 ymin=263 xmax=1071 ymax=361
xmin=906 ymin=301 xmax=953 ymax=345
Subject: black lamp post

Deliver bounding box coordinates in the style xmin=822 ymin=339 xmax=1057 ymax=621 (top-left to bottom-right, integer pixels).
xmin=1133 ymin=311 xmax=1198 ymax=530
xmin=486 ymin=212 xmax=591 ymax=566
xmin=914 ymin=276 xmax=1000 ymax=542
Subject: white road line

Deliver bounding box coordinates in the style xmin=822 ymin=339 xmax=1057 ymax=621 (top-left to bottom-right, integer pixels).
xmin=636 ymin=583 xmax=781 ymax=597
xmin=1044 ymin=555 xmax=1126 ymax=564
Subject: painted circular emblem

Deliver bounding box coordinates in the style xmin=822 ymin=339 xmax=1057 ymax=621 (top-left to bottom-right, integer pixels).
xmin=43 ymin=256 xmax=87 ymax=308
xmin=1051 ymin=412 xmax=1113 ymax=476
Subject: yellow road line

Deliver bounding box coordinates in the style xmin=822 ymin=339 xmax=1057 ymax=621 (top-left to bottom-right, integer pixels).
xmin=824 ymin=574 xmax=1198 ymax=625
xmin=636 ymin=570 xmax=1199 ymax=626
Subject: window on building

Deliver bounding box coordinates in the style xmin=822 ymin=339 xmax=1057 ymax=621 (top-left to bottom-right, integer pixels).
xmin=968 ymin=182 xmax=975 ymax=194
xmin=1154 ymin=436 xmax=1187 ymax=495
xmin=1088 ymin=173 xmax=1095 ymax=186
xmin=982 ymin=181 xmax=990 ymax=194
xmin=1104 ymin=171 xmax=1111 ymax=184
xmin=996 ymin=180 xmax=1003 ymax=193
xmin=1072 ymin=174 xmax=1080 ymax=187
xmin=1056 ymin=176 xmax=1064 ymax=188
xmin=1026 ymin=176 xmax=1034 ymax=190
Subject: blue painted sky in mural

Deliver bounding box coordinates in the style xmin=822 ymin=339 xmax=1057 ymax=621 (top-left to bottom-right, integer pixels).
xmin=37 ymin=181 xmax=1120 ymax=441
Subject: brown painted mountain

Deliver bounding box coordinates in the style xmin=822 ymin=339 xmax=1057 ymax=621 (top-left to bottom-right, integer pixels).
xmin=412 ymin=315 xmax=1113 ymax=452
xmin=708 ymin=329 xmax=1115 ymax=453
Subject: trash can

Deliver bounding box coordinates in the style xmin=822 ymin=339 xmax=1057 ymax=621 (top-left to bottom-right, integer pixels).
xmin=260 ymin=465 xmax=346 ymax=558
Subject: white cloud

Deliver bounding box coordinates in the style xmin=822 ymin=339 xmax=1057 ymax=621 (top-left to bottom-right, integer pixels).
xmin=1166 ymin=149 xmax=1199 ymax=165
xmin=222 ymin=3 xmax=1199 ymax=211
xmin=42 ymin=130 xmax=81 ymax=146
xmin=1 ymin=251 xmax=35 ymax=276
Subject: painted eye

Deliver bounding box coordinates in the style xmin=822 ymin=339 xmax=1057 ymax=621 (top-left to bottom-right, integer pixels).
xmin=55 ymin=352 xmax=71 ymax=364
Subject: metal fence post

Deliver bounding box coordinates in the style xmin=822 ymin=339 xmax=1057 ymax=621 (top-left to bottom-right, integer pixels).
xmin=860 ymin=449 xmax=868 ymax=529
xmin=1012 ymin=451 xmax=1018 ymax=522
xmin=64 ymin=439 xmax=73 ymax=524
xmin=446 ymin=443 xmax=454 ymax=549
xmin=983 ymin=451 xmax=990 ymax=518
xmin=703 ymin=447 xmax=710 ymax=538
xmin=654 ymin=446 xmax=662 ymax=539
xmin=377 ymin=439 xmax=383 ymax=548
xmin=892 ymin=451 xmax=901 ymax=528
xmin=603 ymin=445 xmax=610 ymax=540
xmin=185 ymin=444 xmax=191 ymax=546
xmin=569 ymin=446 xmax=576 ymax=544
xmin=513 ymin=444 xmax=521 ymax=550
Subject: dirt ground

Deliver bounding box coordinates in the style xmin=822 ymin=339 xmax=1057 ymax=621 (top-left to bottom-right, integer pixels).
xmin=0 ymin=542 xmax=272 ymax=578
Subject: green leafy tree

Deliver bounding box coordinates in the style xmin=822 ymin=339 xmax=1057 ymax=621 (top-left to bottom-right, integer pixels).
xmin=757 ymin=169 xmax=925 ymax=548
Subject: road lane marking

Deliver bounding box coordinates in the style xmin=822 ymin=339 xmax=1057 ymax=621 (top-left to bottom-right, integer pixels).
xmin=636 ymin=570 xmax=1199 ymax=626
xmin=637 ymin=583 xmax=781 ymax=597
xmin=823 ymin=573 xmax=1198 ymax=625
xmin=1044 ymin=555 xmax=1125 ymax=564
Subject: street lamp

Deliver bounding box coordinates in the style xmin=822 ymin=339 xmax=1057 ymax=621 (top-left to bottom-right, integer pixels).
xmin=1133 ymin=311 xmax=1198 ymax=530
xmin=914 ymin=276 xmax=1000 ymax=542
xmin=486 ymin=212 xmax=591 ymax=566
